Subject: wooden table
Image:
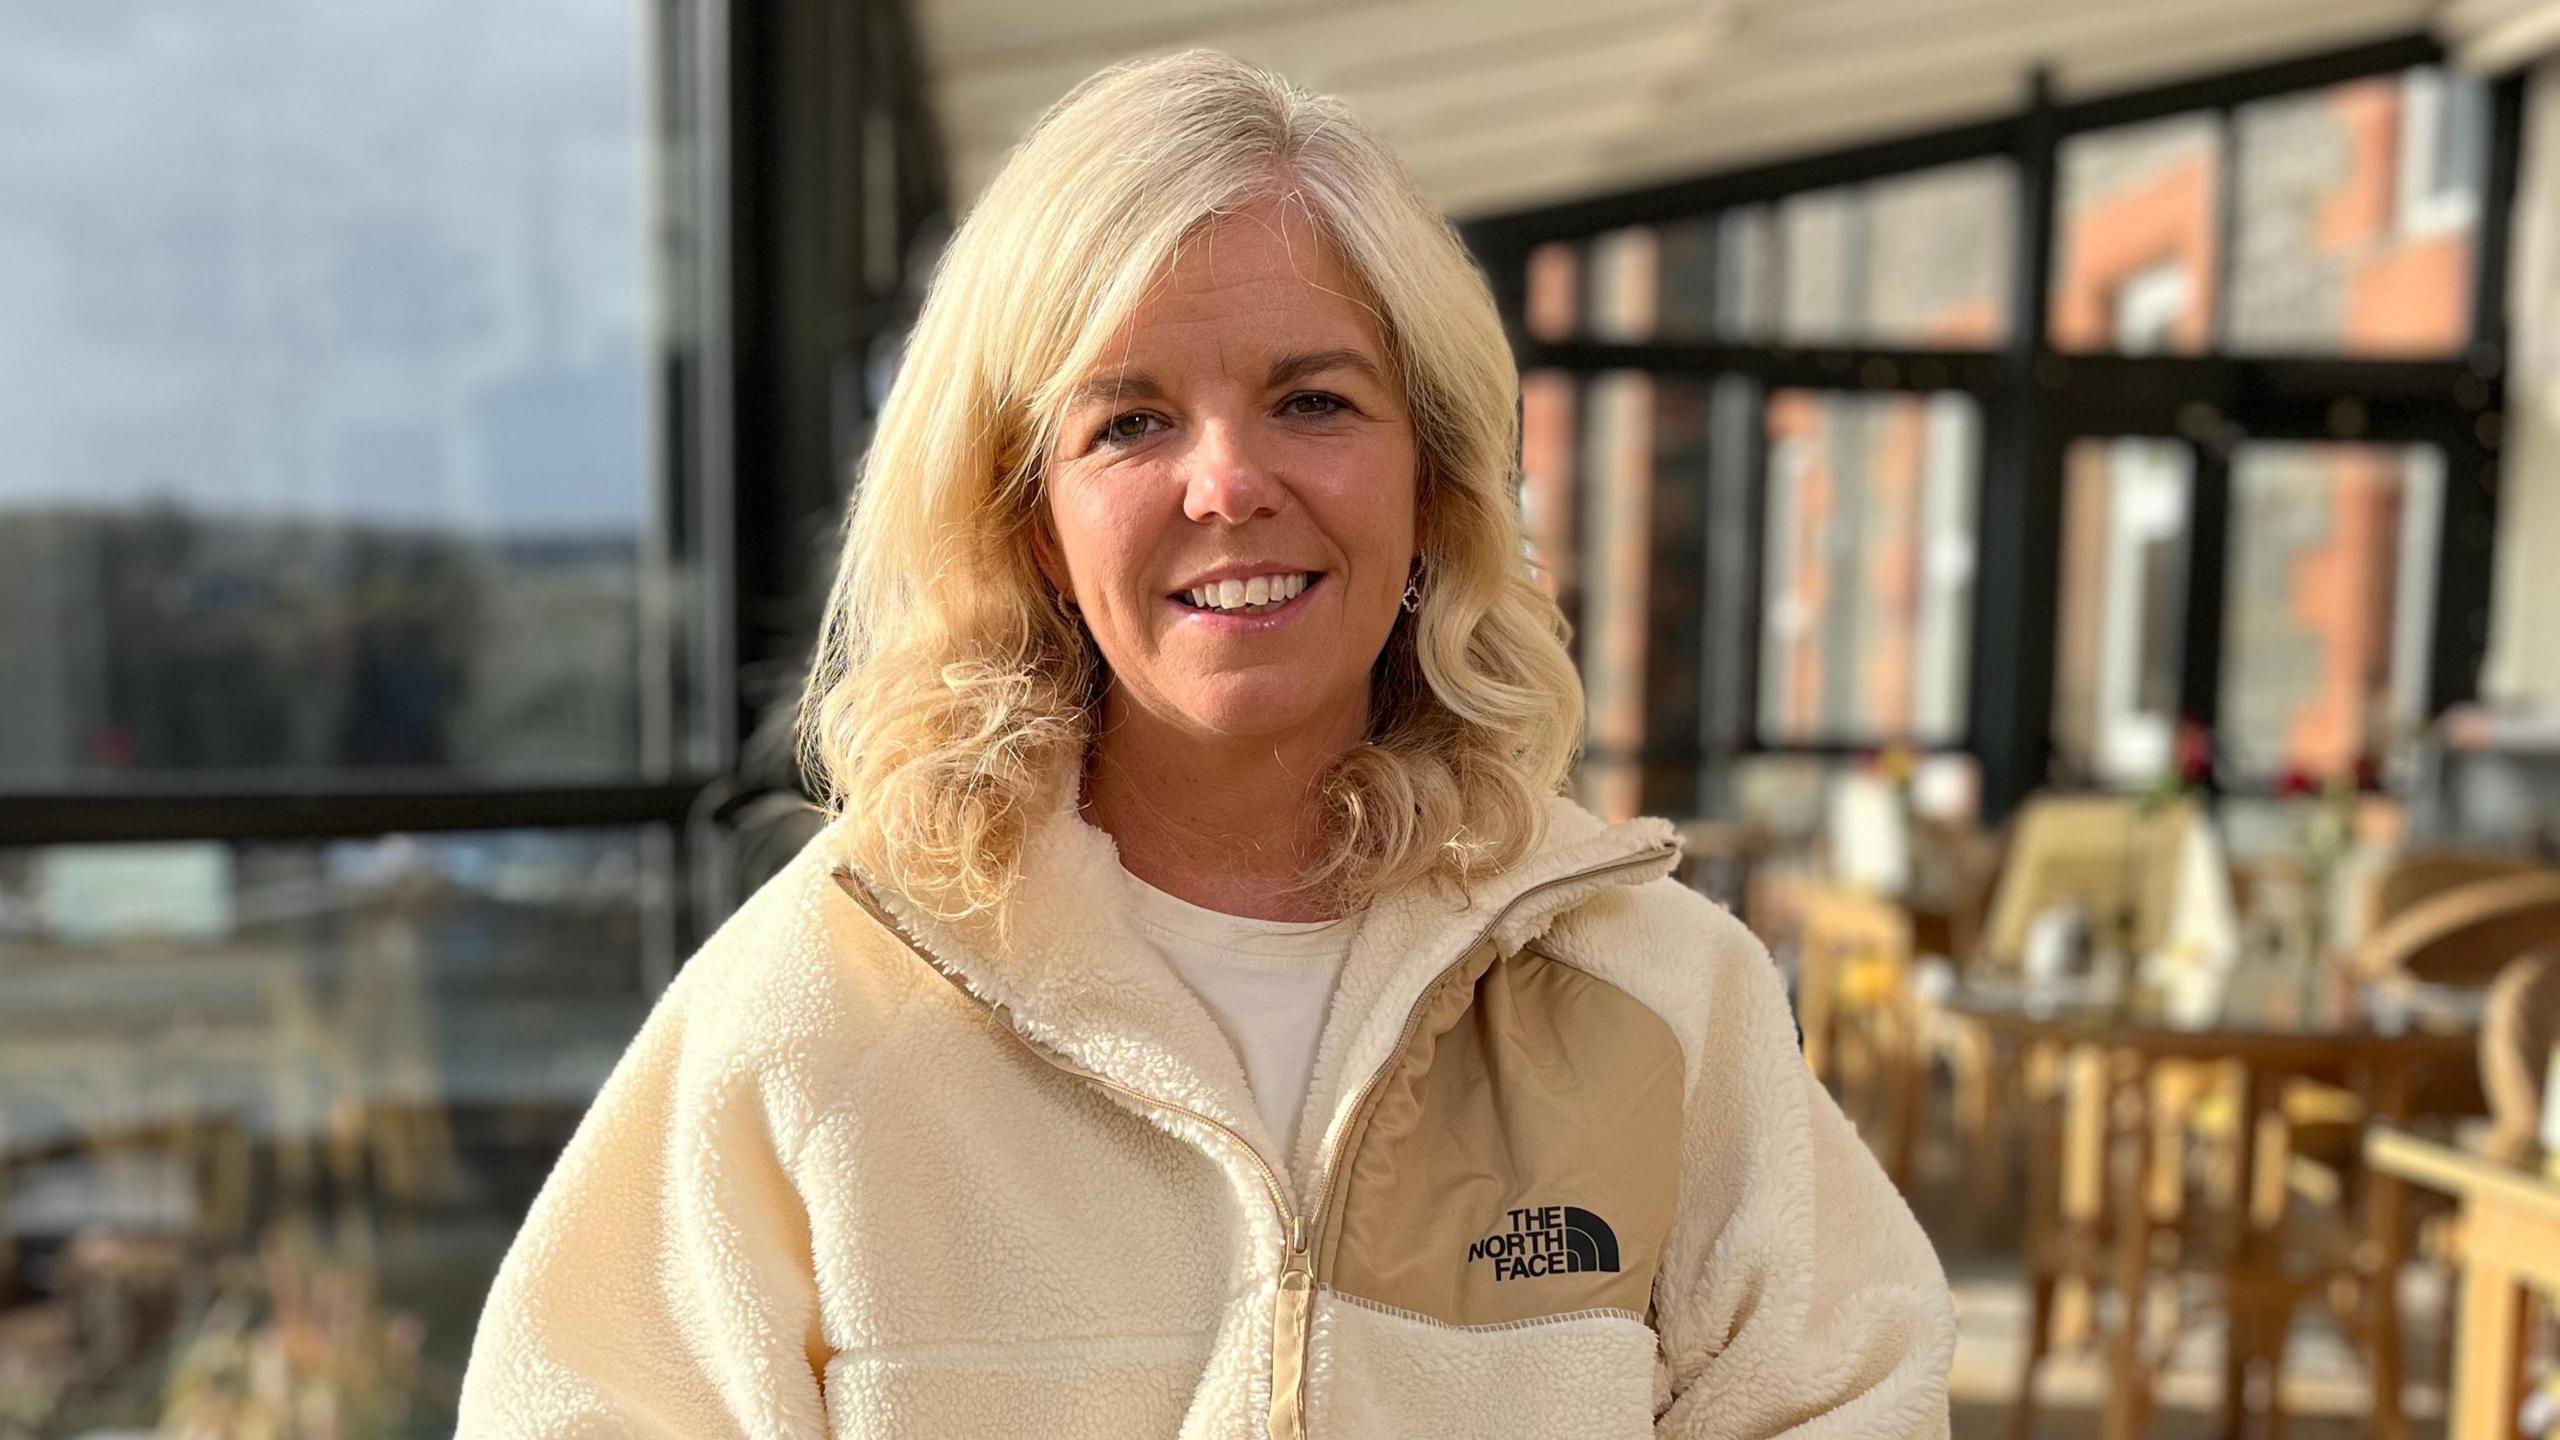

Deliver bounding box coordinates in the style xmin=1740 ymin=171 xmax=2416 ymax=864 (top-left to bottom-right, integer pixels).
xmin=2367 ymin=1127 xmax=2560 ymax=1440
xmin=1945 ymin=986 xmax=2479 ymax=1440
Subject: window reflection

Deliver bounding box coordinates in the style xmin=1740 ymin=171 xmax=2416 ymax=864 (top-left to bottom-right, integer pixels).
xmin=0 ymin=1 xmax=692 ymax=789
xmin=1759 ymin=390 xmax=1979 ymax=746
xmin=0 ymin=828 xmax=667 ymax=1433
xmin=2051 ymin=68 xmax=2483 ymax=356
xmin=2226 ymin=68 xmax=2482 ymax=354
xmin=2220 ymin=443 xmax=2442 ymax=779
xmin=1535 ymin=162 xmax=2014 ymax=350
xmin=2053 ymin=439 xmax=2196 ymax=785
xmin=2052 ymin=114 xmax=2222 ymax=354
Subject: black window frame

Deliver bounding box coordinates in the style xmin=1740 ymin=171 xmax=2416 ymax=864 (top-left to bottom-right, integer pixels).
xmin=1464 ymin=33 xmax=2524 ymax=822
xmin=0 ymin=0 xmax=953 ymax=956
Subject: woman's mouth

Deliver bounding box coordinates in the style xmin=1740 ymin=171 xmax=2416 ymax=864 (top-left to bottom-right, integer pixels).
xmin=1169 ymin=570 xmax=1317 ymax=618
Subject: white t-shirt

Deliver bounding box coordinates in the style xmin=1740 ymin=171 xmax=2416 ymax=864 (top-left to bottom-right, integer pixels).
xmin=1122 ymin=869 xmax=1357 ymax=1164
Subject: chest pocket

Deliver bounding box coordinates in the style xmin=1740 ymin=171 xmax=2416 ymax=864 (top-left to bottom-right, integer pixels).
xmin=1316 ymin=940 xmax=1685 ymax=1327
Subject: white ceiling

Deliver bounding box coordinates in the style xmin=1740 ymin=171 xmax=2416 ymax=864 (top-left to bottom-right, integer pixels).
xmin=914 ymin=0 xmax=2471 ymax=220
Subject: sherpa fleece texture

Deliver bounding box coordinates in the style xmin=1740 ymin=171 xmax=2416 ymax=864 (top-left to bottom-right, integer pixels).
xmin=454 ymin=789 xmax=1955 ymax=1438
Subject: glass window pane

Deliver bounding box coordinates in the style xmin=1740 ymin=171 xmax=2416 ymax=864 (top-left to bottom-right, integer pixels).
xmin=1776 ymin=188 xmax=1861 ymax=344
xmin=2225 ymin=67 xmax=2481 ymax=355
xmin=1519 ymin=368 xmax=1579 ymax=605
xmin=0 ymin=827 xmax=670 ymax=1434
xmin=1524 ymin=241 xmax=1580 ymax=343
xmin=1713 ymin=206 xmax=1780 ymax=342
xmin=1758 ymin=390 xmax=1979 ymax=745
xmin=1860 ymin=161 xmax=2013 ymax=348
xmin=2053 ymin=438 xmax=2196 ymax=785
xmin=1579 ymin=371 xmax=1657 ymax=815
xmin=1535 ymin=162 xmax=2011 ymax=349
xmin=1755 ymin=163 xmax=2013 ymax=348
xmin=1568 ymin=373 xmax=1730 ymax=818
xmin=1585 ymin=227 xmax=1658 ymax=342
xmin=2052 ymin=115 xmax=2222 ymax=353
xmin=0 ymin=3 xmax=704 ymax=789
xmin=2220 ymin=442 xmax=2442 ymax=780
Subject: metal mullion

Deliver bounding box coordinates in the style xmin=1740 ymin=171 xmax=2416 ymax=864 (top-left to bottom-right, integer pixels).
xmin=2424 ymin=69 xmax=2521 ymax=719
xmin=1587 ymin=739 xmax=1973 ymax=769
xmin=2053 ymin=33 xmax=2441 ymax=138
xmin=1731 ymin=739 xmax=1976 ymax=761
xmin=1716 ymin=374 xmax=1771 ymax=793
xmin=1521 ymin=339 xmax=2002 ymax=394
xmin=2178 ymin=440 xmax=2233 ymax=794
xmin=1638 ymin=381 xmax=1712 ymax=817
xmin=1465 ymin=34 xmax=2442 ymax=253
xmin=1466 ymin=228 xmax=1532 ymax=351
xmin=1472 ymin=119 xmax=2014 ymax=250
xmin=0 ymin=780 xmax=714 ymax=848
xmin=1967 ymin=67 xmax=2064 ymax=823
xmin=2471 ymin=72 xmax=2526 ymax=363
xmin=2056 ymin=354 xmax=2477 ymax=436
xmin=694 ymin=0 xmax=739 ymax=784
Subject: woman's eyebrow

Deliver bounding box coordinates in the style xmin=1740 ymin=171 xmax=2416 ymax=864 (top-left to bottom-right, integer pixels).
xmin=1061 ymin=349 xmax=1381 ymax=413
xmin=1266 ymin=348 xmax=1382 ymax=389
xmin=1062 ymin=372 xmax=1167 ymax=412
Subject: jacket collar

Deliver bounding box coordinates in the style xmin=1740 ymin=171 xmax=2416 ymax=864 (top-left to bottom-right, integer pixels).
xmin=831 ymin=784 xmax=1681 ymax=1186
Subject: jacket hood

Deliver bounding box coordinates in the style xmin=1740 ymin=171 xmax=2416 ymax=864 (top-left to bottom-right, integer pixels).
xmin=831 ymin=783 xmax=1681 ymax=1196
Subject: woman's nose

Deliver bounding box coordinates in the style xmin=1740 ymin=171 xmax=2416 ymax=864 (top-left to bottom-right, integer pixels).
xmin=1180 ymin=420 xmax=1282 ymax=525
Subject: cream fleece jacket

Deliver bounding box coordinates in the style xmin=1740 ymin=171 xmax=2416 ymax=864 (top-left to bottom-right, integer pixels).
xmin=454 ymin=792 xmax=1954 ymax=1438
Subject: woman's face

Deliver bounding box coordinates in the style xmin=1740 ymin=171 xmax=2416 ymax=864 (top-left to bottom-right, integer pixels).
xmin=1036 ymin=198 xmax=1419 ymax=755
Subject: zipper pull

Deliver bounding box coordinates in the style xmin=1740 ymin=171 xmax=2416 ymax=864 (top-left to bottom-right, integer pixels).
xmin=1269 ymin=1211 xmax=1316 ymax=1440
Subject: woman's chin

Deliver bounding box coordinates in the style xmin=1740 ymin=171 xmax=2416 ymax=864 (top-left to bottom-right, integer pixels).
xmin=1154 ymin=684 xmax=1363 ymax=751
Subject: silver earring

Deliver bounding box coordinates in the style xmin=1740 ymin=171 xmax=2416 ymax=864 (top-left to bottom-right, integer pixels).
xmin=1400 ymin=574 xmax=1422 ymax=614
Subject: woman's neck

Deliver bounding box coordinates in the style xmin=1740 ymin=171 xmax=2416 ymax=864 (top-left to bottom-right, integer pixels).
xmin=1081 ymin=696 xmax=1363 ymax=923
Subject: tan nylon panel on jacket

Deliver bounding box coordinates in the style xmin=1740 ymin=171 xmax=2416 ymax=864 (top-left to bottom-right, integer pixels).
xmin=1316 ymin=940 xmax=1684 ymax=1326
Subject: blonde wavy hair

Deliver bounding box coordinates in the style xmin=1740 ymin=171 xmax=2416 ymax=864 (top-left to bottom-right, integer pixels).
xmin=797 ymin=48 xmax=1585 ymax=924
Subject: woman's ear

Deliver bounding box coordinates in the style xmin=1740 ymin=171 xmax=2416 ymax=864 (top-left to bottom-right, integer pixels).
xmin=1027 ymin=509 xmax=1075 ymax=607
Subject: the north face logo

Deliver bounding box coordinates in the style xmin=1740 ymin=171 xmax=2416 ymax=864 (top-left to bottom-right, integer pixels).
xmin=1464 ymin=1205 xmax=1620 ymax=1281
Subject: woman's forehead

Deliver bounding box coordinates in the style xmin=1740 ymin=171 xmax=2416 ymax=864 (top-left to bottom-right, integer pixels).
xmin=1077 ymin=202 xmax=1388 ymax=384
xmin=1160 ymin=197 xmax=1344 ymax=292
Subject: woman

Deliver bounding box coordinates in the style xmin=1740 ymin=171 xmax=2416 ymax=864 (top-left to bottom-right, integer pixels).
xmin=457 ymin=49 xmax=1953 ymax=1439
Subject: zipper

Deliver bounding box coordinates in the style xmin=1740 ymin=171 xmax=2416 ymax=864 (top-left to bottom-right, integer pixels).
xmin=1270 ymin=843 xmax=1675 ymax=1437
xmin=830 ymin=839 xmax=1675 ymax=1440
xmin=1267 ymin=1212 xmax=1314 ymax=1440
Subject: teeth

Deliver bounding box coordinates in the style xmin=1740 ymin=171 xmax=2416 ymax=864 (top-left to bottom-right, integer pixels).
xmin=1182 ymin=572 xmax=1312 ymax=611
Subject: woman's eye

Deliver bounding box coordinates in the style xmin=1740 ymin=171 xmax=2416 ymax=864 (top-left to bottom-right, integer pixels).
xmin=1284 ymin=392 xmax=1348 ymax=418
xmin=1095 ymin=412 xmax=1163 ymax=446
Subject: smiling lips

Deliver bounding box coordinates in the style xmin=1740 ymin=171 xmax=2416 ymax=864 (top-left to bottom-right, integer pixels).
xmin=1173 ymin=570 xmax=1315 ymax=617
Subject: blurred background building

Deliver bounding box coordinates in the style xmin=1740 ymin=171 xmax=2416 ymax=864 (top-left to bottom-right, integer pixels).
xmin=5 ymin=1 xmax=2560 ymax=1435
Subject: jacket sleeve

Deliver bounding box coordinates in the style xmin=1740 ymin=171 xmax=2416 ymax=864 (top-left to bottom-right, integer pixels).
xmin=1650 ymin=924 xmax=1955 ymax=1439
xmin=454 ymin=956 xmax=832 ymax=1439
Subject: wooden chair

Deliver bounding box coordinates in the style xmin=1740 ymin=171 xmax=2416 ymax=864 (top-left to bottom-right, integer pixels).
xmin=1978 ymin=793 xmax=2215 ymax=973
xmin=2358 ymin=851 xmax=2548 ymax=951
xmin=2479 ymin=953 xmax=2560 ymax=1164
xmin=2356 ymin=870 xmax=2560 ymax=988
xmin=2289 ymin=866 xmax=2560 ymax=1438
xmin=1794 ymin=882 xmax=1926 ymax=1187
xmin=1976 ymin=795 xmax=2240 ymax=1412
